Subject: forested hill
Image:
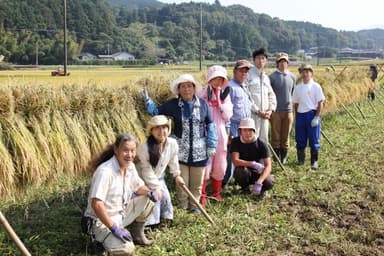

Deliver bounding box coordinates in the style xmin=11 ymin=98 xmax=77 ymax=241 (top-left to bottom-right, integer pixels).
xmin=106 ymin=0 xmax=165 ymax=8
xmin=0 ymin=0 xmax=383 ymax=65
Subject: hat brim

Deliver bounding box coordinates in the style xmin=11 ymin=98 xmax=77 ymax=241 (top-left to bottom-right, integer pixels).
xmin=171 ymin=78 xmax=201 ymax=95
xmin=299 ymin=68 xmax=313 ymax=73
xmin=235 ymin=65 xmax=251 ymax=70
xmin=238 ymin=126 xmax=256 ymax=132
xmin=146 ymin=119 xmax=172 ymax=136
xmin=276 ymin=57 xmax=289 ymax=63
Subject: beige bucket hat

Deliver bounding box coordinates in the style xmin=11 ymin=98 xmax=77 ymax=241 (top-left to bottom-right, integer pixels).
xmin=146 ymin=115 xmax=172 ymax=136
xmin=238 ymin=118 xmax=256 ymax=132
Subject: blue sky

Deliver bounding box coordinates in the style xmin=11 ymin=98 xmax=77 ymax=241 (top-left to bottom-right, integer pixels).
xmin=158 ymin=0 xmax=384 ymax=31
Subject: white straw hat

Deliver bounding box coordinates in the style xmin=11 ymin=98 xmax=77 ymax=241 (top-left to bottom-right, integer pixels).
xmin=171 ymin=74 xmax=201 ymax=95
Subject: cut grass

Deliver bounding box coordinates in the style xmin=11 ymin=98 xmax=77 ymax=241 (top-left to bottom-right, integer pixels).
xmin=1 ymin=88 xmax=383 ymax=255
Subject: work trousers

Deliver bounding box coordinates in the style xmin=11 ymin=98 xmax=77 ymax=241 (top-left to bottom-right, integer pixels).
xmin=295 ymin=110 xmax=321 ymax=151
xmin=233 ymin=167 xmax=275 ymax=192
xmin=270 ymin=111 xmax=293 ymax=149
xmin=176 ymin=164 xmax=205 ymax=210
xmin=93 ymin=196 xmax=154 ymax=256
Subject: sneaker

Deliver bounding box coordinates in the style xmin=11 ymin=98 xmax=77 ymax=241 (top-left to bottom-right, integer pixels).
xmin=311 ymin=161 xmax=318 ymax=170
xmin=190 ymin=208 xmax=201 ymax=214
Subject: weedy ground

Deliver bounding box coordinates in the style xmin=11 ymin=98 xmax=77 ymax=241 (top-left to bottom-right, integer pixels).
xmin=1 ymin=87 xmax=383 ymax=255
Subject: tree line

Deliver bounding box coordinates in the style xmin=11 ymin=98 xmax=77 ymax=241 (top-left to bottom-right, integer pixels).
xmin=0 ymin=0 xmax=383 ymax=65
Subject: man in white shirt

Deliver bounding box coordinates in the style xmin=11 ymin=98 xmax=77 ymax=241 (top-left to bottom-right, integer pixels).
xmin=292 ymin=64 xmax=325 ymax=169
xmin=247 ymin=48 xmax=276 ymax=143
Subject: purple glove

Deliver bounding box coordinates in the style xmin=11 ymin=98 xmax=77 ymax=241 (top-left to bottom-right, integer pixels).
xmin=147 ymin=189 xmax=159 ymax=202
xmin=110 ymin=224 xmax=132 ymax=242
xmin=250 ymin=161 xmax=264 ymax=172
xmin=252 ymin=183 xmax=263 ymax=196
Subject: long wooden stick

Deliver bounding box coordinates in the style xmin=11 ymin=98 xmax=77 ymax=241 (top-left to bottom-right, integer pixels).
xmin=340 ymin=102 xmax=362 ymax=129
xmin=320 ymin=129 xmax=335 ymax=147
xmin=374 ymin=90 xmax=384 ymax=106
xmin=331 ymin=66 xmax=362 ymax=128
xmin=179 ymin=184 xmax=215 ymax=225
xmin=0 ymin=211 xmax=31 ymax=256
xmin=354 ymin=102 xmax=367 ymax=119
xmin=367 ymin=99 xmax=378 ymax=114
xmin=268 ymin=143 xmax=287 ymax=171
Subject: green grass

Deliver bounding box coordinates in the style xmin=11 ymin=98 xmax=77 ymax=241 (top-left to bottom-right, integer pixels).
xmin=1 ymin=88 xmax=384 ymax=255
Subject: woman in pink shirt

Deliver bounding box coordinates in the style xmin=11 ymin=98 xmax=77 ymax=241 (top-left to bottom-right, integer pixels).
xmin=197 ymin=65 xmax=233 ymax=204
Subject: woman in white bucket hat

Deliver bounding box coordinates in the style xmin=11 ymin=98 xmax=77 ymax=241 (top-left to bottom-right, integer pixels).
xmin=140 ymin=74 xmax=218 ymax=214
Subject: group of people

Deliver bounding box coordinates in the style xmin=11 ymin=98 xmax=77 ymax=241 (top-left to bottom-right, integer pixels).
xmin=82 ymin=48 xmax=326 ymax=255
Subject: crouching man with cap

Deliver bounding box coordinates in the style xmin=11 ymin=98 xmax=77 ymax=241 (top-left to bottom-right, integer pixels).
xmin=230 ymin=118 xmax=275 ymax=196
xmin=83 ymin=133 xmax=158 ymax=255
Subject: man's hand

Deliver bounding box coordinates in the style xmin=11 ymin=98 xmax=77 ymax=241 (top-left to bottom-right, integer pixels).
xmin=311 ymin=116 xmax=321 ymax=127
xmin=250 ymin=161 xmax=264 ymax=173
xmin=252 ymin=183 xmax=263 ymax=196
xmin=110 ymin=224 xmax=132 ymax=243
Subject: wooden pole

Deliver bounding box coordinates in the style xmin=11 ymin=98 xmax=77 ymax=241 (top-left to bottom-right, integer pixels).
xmin=320 ymin=129 xmax=335 ymax=147
xmin=367 ymin=99 xmax=378 ymax=114
xmin=374 ymin=90 xmax=384 ymax=106
xmin=0 ymin=211 xmax=31 ymax=256
xmin=332 ymin=66 xmax=362 ymax=128
xmin=268 ymin=143 xmax=287 ymax=171
xmin=179 ymin=184 xmax=215 ymax=225
xmin=340 ymin=102 xmax=362 ymax=129
xmin=354 ymin=103 xmax=367 ymax=119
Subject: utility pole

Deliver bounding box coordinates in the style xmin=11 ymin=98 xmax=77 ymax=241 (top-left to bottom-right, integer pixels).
xmin=199 ymin=3 xmax=202 ymax=71
xmin=63 ymin=0 xmax=68 ymax=75
xmin=35 ymin=41 xmax=38 ymax=66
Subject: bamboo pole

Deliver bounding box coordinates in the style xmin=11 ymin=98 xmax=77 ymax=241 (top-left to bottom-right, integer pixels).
xmin=268 ymin=143 xmax=287 ymax=171
xmin=332 ymin=66 xmax=361 ymax=128
xmin=179 ymin=184 xmax=215 ymax=225
xmin=354 ymin=103 xmax=367 ymax=119
xmin=320 ymin=129 xmax=335 ymax=147
xmin=339 ymin=102 xmax=362 ymax=129
xmin=367 ymin=99 xmax=378 ymax=114
xmin=0 ymin=211 xmax=31 ymax=256
xmin=374 ymin=90 xmax=384 ymax=106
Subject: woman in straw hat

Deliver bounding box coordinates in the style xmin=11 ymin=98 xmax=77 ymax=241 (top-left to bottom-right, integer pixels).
xmin=197 ymin=65 xmax=233 ymax=204
xmin=140 ymin=74 xmax=218 ymax=213
xmin=137 ymin=115 xmax=185 ymax=227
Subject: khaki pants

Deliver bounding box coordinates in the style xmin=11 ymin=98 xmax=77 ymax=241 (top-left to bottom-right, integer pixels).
xmin=93 ymin=196 xmax=154 ymax=256
xmin=176 ymin=164 xmax=205 ymax=210
xmin=270 ymin=111 xmax=293 ymax=149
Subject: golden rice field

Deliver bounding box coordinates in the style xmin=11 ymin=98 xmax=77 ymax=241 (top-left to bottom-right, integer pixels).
xmin=0 ymin=64 xmax=381 ymax=199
